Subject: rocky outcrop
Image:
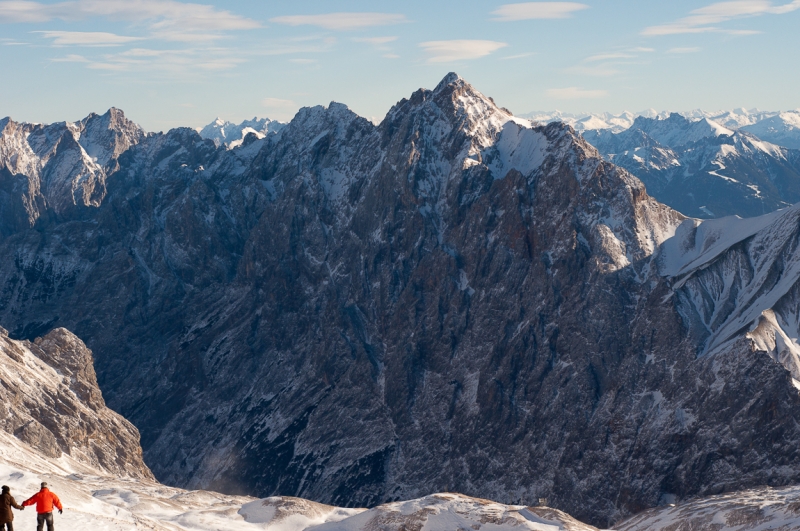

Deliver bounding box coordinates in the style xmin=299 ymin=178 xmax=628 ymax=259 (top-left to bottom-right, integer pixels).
xmin=0 ymin=326 xmax=153 ymax=478
xmin=1 ymin=74 xmax=800 ymax=527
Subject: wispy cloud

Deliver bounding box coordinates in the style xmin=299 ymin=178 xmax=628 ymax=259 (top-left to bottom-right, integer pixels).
xmin=419 ymin=40 xmax=507 ymax=63
xmin=492 ymin=2 xmax=589 ymax=21
xmin=566 ymin=65 xmax=622 ymax=77
xmin=262 ymin=97 xmax=296 ymax=108
xmin=52 ymin=53 xmax=89 ymax=62
xmin=667 ymin=47 xmax=702 ymax=53
xmin=584 ymin=52 xmax=636 ymax=62
xmin=546 ymin=87 xmax=607 ymax=99
xmin=352 ymin=36 xmax=398 ymax=53
xmin=352 ymin=36 xmax=398 ymax=45
xmin=501 ymin=52 xmax=536 ymax=60
xmin=569 ymin=47 xmax=652 ymax=76
xmin=270 ymin=13 xmax=408 ymax=31
xmin=642 ymin=0 xmax=800 ymax=35
xmin=0 ymin=0 xmax=259 ymax=31
xmin=34 ymin=31 xmax=143 ymax=46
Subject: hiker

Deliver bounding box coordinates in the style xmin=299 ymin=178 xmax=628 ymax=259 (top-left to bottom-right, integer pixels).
xmin=1 ymin=485 xmax=24 ymax=531
xmin=21 ymin=483 xmax=61 ymax=531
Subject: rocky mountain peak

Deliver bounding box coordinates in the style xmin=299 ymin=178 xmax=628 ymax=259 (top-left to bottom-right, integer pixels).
xmin=78 ymin=107 xmax=147 ymax=168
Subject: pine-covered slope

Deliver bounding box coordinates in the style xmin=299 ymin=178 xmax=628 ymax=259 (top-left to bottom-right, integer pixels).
xmin=1 ymin=74 xmax=800 ymax=527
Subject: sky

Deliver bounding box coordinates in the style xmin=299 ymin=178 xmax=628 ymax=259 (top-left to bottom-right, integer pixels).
xmin=1 ymin=0 xmax=799 ymax=131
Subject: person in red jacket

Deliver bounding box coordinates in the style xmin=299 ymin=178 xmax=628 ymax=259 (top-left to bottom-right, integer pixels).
xmin=21 ymin=483 xmax=61 ymax=531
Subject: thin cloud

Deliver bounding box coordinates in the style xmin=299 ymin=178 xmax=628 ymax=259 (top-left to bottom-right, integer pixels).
xmin=61 ymin=46 xmax=247 ymax=76
xmin=567 ymin=65 xmax=621 ymax=77
xmin=546 ymin=87 xmax=608 ymax=99
xmin=642 ymin=0 xmax=800 ymax=35
xmin=289 ymin=58 xmax=316 ymax=64
xmin=501 ymin=52 xmax=536 ymax=60
xmin=352 ymin=36 xmax=398 ymax=45
xmin=419 ymin=40 xmax=507 ymax=63
xmin=34 ymin=30 xmax=143 ymax=46
xmin=87 ymin=62 xmax=128 ymax=71
xmin=52 ymin=53 xmax=89 ymax=62
xmin=0 ymin=0 xmax=259 ymax=32
xmin=584 ymin=52 xmax=635 ymax=62
xmin=270 ymin=13 xmax=408 ymax=31
xmin=492 ymin=2 xmax=589 ymax=21
xmin=262 ymin=97 xmax=296 ymax=108
xmin=667 ymin=47 xmax=702 ymax=53
xmin=570 ymin=47 xmax=652 ymax=76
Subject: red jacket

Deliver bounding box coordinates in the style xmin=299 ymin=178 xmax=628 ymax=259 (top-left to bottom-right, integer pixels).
xmin=22 ymin=489 xmax=62 ymax=514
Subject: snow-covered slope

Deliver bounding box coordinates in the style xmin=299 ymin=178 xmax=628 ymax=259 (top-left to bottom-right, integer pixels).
xmin=658 ymin=204 xmax=800 ymax=385
xmin=615 ymin=484 xmax=800 ymax=531
xmin=313 ymin=494 xmax=599 ymax=531
xmin=0 ymin=437 xmax=599 ymax=531
xmin=198 ymin=117 xmax=286 ymax=148
xmin=741 ymin=111 xmax=800 ymax=150
xmin=0 ymin=423 xmax=368 ymax=531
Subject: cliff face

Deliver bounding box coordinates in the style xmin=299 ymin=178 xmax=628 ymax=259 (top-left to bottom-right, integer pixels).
xmin=0 ymin=326 xmax=153 ymax=478
xmin=1 ymin=74 xmax=800 ymax=527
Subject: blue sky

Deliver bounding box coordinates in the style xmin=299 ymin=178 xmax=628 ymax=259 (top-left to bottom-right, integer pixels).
xmin=1 ymin=0 xmax=799 ymax=131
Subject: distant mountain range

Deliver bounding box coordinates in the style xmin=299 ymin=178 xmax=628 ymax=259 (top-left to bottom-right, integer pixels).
xmin=198 ymin=117 xmax=286 ymax=148
xmin=520 ymin=109 xmax=800 ymax=219
xmin=522 ymin=108 xmax=800 ymax=138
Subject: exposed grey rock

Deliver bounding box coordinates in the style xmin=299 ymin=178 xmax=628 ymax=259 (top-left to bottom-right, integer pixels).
xmin=0 ymin=328 xmax=154 ymax=478
xmin=0 ymin=107 xmax=146 ymax=231
xmin=0 ymin=74 xmax=800 ymax=527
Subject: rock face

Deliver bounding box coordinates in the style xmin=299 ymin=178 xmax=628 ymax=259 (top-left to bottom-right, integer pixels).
xmin=583 ymin=113 xmax=800 ymax=219
xmin=0 ymin=107 xmax=146 ymax=234
xmin=1 ymin=74 xmax=800 ymax=527
xmin=0 ymin=326 xmax=153 ymax=478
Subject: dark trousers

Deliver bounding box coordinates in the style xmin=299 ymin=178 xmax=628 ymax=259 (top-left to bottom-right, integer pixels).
xmin=2 ymin=522 xmax=13 ymax=531
xmin=36 ymin=513 xmax=53 ymax=531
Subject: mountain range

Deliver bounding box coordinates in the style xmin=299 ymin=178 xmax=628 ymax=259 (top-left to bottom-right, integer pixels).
xmin=198 ymin=117 xmax=286 ymax=149
xmin=2 ymin=73 xmax=800 ymax=528
xmin=583 ymin=113 xmax=800 ymax=218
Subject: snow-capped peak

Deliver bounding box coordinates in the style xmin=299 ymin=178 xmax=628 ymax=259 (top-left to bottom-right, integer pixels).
xmin=198 ymin=116 xmax=286 ymax=148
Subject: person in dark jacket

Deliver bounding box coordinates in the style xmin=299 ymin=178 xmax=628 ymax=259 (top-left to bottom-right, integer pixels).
xmin=21 ymin=483 xmax=61 ymax=531
xmin=0 ymin=485 xmax=24 ymax=531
